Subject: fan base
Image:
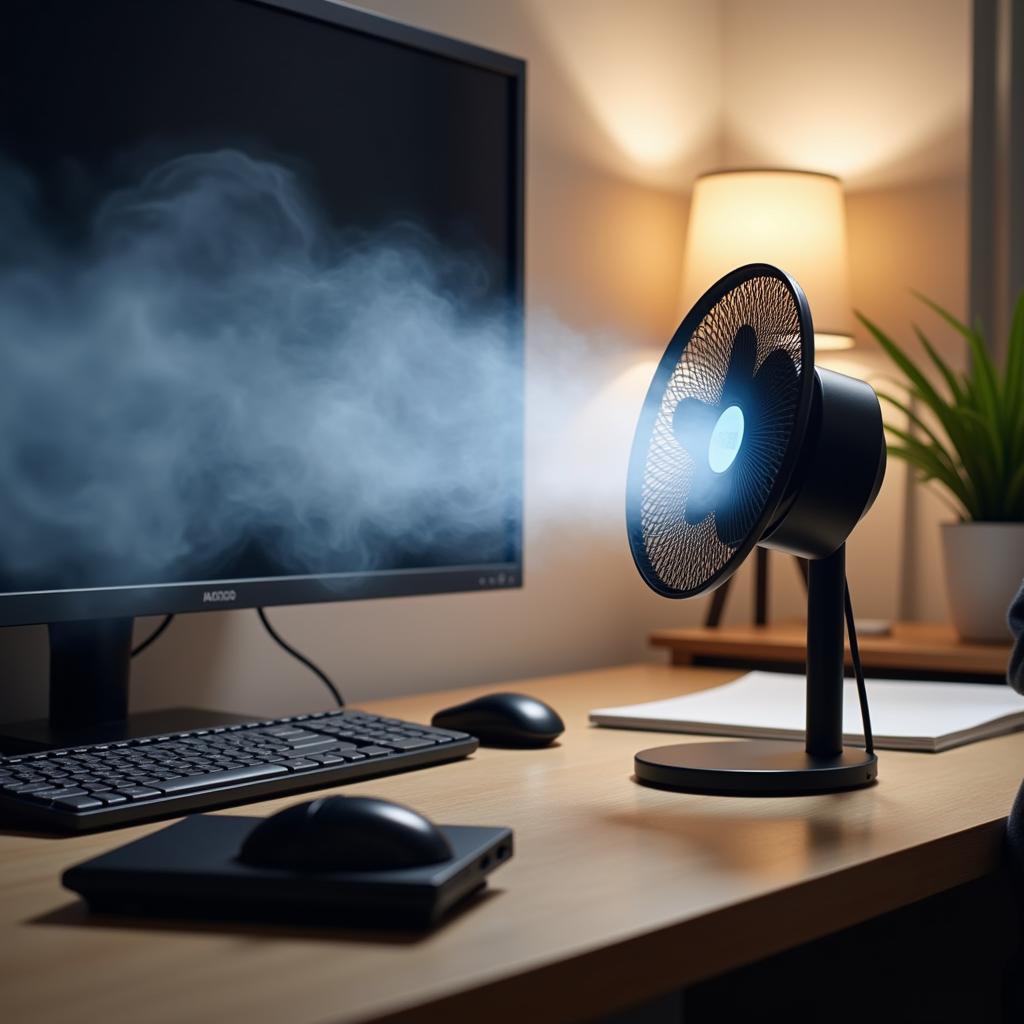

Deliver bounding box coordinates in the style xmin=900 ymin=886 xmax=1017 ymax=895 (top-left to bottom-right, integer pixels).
xmin=634 ymin=739 xmax=877 ymax=795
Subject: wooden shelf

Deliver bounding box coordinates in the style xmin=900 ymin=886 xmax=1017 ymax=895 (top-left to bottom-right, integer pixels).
xmin=650 ymin=620 xmax=1012 ymax=680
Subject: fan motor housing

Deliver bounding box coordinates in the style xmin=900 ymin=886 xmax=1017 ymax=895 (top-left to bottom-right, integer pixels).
xmin=761 ymin=367 xmax=886 ymax=559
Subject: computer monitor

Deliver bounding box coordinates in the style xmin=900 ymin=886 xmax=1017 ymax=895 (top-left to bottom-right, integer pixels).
xmin=0 ymin=0 xmax=524 ymax=749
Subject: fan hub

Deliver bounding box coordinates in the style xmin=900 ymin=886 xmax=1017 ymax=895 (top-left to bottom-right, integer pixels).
xmin=707 ymin=404 xmax=744 ymax=473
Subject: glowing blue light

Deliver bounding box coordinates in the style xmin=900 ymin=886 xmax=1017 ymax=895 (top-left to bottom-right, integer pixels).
xmin=708 ymin=405 xmax=744 ymax=473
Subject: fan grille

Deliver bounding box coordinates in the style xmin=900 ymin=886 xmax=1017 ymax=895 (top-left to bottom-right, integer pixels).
xmin=636 ymin=273 xmax=807 ymax=595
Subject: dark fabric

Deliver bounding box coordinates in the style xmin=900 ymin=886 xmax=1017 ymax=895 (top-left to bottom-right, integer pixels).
xmin=1010 ymin=780 xmax=1024 ymax=889
xmin=1005 ymin=585 xmax=1024 ymax=1018
xmin=1010 ymin=580 xmax=1024 ymax=694
xmin=1007 ymin=780 xmax=1024 ymax=1020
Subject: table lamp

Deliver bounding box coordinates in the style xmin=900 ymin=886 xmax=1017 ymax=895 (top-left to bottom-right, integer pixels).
xmin=681 ymin=169 xmax=855 ymax=352
xmin=680 ymin=170 xmax=855 ymax=627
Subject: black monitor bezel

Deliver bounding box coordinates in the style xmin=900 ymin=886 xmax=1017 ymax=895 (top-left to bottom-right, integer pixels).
xmin=0 ymin=0 xmax=525 ymax=628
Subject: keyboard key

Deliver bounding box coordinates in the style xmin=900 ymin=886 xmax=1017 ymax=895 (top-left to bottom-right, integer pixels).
xmin=117 ymin=787 xmax=163 ymax=799
xmin=154 ymin=764 xmax=288 ymax=793
xmin=92 ymin=792 xmax=129 ymax=805
xmin=52 ymin=795 xmax=103 ymax=811
xmin=386 ymin=738 xmax=437 ymax=751
xmin=356 ymin=746 xmax=396 ymax=757
xmin=33 ymin=787 xmax=89 ymax=801
xmin=283 ymin=737 xmax=345 ymax=754
xmin=280 ymin=758 xmax=319 ymax=771
xmin=313 ymin=753 xmax=349 ymax=765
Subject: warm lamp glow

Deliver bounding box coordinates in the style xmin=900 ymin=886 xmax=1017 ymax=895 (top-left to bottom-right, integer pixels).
xmin=682 ymin=170 xmax=855 ymax=350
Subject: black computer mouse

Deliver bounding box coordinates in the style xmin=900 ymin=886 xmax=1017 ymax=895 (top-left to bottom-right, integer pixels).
xmin=237 ymin=795 xmax=454 ymax=872
xmin=431 ymin=692 xmax=564 ymax=748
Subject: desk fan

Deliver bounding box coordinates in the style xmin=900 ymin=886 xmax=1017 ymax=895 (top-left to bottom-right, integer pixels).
xmin=627 ymin=264 xmax=885 ymax=794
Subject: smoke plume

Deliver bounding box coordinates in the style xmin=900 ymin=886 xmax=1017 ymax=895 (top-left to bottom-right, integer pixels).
xmin=0 ymin=149 xmax=528 ymax=588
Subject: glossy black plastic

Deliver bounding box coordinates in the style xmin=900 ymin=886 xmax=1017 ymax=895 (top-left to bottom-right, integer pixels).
xmin=64 ymin=813 xmax=513 ymax=929
xmin=635 ymin=739 xmax=877 ymax=795
xmin=432 ymin=692 xmax=565 ymax=748
xmin=238 ymin=796 xmax=454 ymax=872
xmin=762 ymin=367 xmax=887 ymax=559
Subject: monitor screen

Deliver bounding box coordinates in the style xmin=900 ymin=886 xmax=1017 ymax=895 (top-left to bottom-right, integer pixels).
xmin=0 ymin=0 xmax=523 ymax=625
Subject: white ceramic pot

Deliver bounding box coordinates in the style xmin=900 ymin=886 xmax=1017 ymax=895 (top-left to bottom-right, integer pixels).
xmin=941 ymin=522 xmax=1024 ymax=642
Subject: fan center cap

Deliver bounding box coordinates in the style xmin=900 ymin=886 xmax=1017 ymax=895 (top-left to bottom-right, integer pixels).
xmin=708 ymin=405 xmax=744 ymax=473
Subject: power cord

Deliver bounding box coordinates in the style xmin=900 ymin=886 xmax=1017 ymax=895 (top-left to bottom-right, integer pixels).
xmin=131 ymin=614 xmax=175 ymax=658
xmin=844 ymin=580 xmax=874 ymax=755
xmin=257 ymin=606 xmax=344 ymax=707
xmin=129 ymin=608 xmax=343 ymax=708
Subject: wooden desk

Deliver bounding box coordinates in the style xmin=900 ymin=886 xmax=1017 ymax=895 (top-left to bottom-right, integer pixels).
xmin=651 ymin=620 xmax=1012 ymax=680
xmin=1 ymin=663 xmax=1021 ymax=1024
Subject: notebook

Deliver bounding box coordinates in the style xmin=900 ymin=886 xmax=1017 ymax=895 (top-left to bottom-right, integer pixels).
xmin=589 ymin=671 xmax=1024 ymax=752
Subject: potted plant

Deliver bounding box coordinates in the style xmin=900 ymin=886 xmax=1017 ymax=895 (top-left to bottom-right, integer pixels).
xmin=857 ymin=294 xmax=1024 ymax=642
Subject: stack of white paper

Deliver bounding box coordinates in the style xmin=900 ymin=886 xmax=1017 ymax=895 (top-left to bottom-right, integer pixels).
xmin=589 ymin=671 xmax=1024 ymax=752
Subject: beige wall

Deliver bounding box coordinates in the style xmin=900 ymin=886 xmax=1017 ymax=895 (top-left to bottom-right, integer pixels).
xmin=600 ymin=0 xmax=972 ymax=638
xmin=720 ymin=0 xmax=966 ymax=622
xmin=0 ymin=0 xmax=971 ymax=722
xmin=719 ymin=0 xmax=971 ymax=626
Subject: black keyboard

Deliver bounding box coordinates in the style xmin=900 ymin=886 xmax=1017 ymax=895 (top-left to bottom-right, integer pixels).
xmin=0 ymin=710 xmax=476 ymax=833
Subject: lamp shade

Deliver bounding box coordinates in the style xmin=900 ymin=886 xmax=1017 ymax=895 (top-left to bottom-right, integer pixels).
xmin=681 ymin=170 xmax=854 ymax=350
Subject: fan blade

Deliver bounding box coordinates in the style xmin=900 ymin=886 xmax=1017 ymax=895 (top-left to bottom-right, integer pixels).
xmin=749 ymin=349 xmax=799 ymax=456
xmin=714 ymin=456 xmax=770 ymax=547
xmin=684 ymin=472 xmax=727 ymax=527
xmin=671 ymin=397 xmax=717 ymax=458
xmin=752 ymin=347 xmax=798 ymax=393
xmin=722 ymin=324 xmax=758 ymax=397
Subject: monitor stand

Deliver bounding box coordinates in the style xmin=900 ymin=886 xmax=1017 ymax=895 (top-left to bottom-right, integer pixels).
xmin=0 ymin=618 xmax=258 ymax=754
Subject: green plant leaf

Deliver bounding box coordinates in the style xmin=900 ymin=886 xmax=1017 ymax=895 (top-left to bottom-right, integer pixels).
xmin=885 ymin=444 xmax=970 ymax=519
xmin=857 ymin=311 xmax=998 ymax=510
xmin=912 ymin=324 xmax=964 ymax=404
xmin=1007 ymin=292 xmax=1024 ymax=444
xmin=914 ymin=292 xmax=1004 ymax=438
xmin=883 ymin=424 xmax=975 ymax=513
xmin=857 ymin=293 xmax=1024 ymax=522
xmin=857 ymin=313 xmax=948 ymax=418
xmin=1006 ymin=460 xmax=1024 ymax=520
xmin=875 ymin=388 xmax=960 ymax=475
xmin=956 ymin=405 xmax=1004 ymax=497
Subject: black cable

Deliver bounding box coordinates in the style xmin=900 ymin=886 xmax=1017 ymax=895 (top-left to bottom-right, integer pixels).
xmin=131 ymin=614 xmax=175 ymax=658
xmin=256 ymin=606 xmax=344 ymax=707
xmin=844 ymin=581 xmax=874 ymax=755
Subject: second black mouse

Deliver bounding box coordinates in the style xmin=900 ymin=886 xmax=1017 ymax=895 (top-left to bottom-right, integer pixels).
xmin=237 ymin=795 xmax=454 ymax=872
xmin=432 ymin=692 xmax=565 ymax=748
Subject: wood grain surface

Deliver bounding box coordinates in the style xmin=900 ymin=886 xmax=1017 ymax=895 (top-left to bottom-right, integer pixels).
xmin=650 ymin=620 xmax=1012 ymax=677
xmin=1 ymin=663 xmax=1021 ymax=1024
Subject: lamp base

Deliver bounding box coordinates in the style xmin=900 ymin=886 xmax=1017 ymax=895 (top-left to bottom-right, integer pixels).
xmin=634 ymin=739 xmax=877 ymax=795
